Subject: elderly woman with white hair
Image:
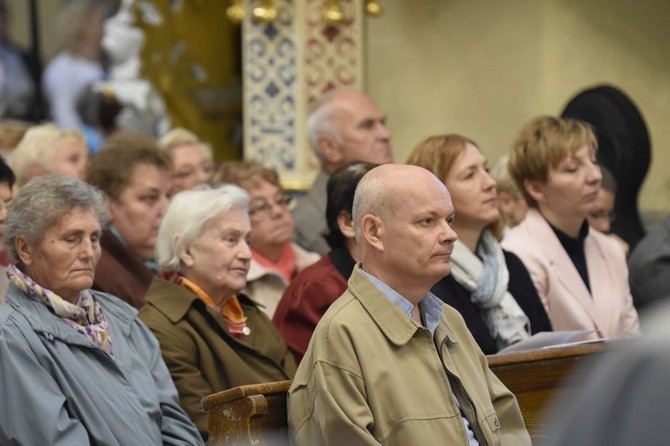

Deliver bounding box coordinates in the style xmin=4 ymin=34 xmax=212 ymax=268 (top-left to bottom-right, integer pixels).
xmin=0 ymin=175 xmax=202 ymax=445
xmin=139 ymin=185 xmax=296 ymax=439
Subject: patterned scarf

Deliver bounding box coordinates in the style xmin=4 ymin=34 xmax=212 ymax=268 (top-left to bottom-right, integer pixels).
xmin=7 ymin=264 xmax=114 ymax=356
xmin=179 ymin=276 xmax=251 ymax=337
xmin=449 ymin=231 xmax=531 ymax=350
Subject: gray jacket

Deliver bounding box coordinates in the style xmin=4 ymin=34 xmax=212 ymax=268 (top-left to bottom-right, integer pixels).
xmin=0 ymin=284 xmax=204 ymax=446
xmin=292 ymin=170 xmax=330 ymax=255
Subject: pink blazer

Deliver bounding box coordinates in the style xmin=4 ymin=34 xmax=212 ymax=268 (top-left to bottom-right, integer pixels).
xmin=501 ymin=209 xmax=640 ymax=339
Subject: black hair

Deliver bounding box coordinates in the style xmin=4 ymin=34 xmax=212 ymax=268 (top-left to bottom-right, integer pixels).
xmin=0 ymin=157 xmax=15 ymax=189
xmin=323 ymin=161 xmax=378 ymax=249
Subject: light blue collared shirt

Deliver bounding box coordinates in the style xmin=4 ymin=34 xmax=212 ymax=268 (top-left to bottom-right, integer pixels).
xmin=360 ymin=269 xmax=444 ymax=336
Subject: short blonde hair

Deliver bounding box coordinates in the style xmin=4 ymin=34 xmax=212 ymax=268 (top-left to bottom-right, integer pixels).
xmin=159 ymin=127 xmax=213 ymax=162
xmin=509 ymin=116 xmax=597 ymax=208
xmin=10 ymin=123 xmax=86 ymax=186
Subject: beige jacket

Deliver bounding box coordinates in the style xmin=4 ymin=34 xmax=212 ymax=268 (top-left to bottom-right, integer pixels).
xmin=288 ymin=265 xmax=530 ymax=445
xmin=245 ymin=243 xmax=319 ymax=318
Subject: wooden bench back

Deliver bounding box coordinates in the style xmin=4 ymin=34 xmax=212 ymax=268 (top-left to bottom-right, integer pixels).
xmin=203 ymin=343 xmax=604 ymax=445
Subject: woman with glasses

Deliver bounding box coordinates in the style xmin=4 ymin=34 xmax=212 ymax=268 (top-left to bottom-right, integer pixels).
xmin=214 ymin=161 xmax=319 ymax=318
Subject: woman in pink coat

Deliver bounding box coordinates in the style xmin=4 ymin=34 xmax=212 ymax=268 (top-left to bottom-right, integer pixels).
xmin=501 ymin=116 xmax=639 ymax=339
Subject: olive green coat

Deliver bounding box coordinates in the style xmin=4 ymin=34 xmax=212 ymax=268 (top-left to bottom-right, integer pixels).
xmin=139 ymin=277 xmax=296 ymax=436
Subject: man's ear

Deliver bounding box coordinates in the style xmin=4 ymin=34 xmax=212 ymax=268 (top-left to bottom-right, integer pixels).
xmin=15 ymin=236 xmax=33 ymax=266
xmin=361 ymin=214 xmax=384 ymax=252
xmin=524 ymin=179 xmax=545 ymax=204
xmin=318 ymin=135 xmax=344 ymax=165
xmin=336 ymin=211 xmax=355 ymax=239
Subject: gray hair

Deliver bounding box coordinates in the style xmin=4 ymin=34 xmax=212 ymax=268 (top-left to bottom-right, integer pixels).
xmin=351 ymin=168 xmax=391 ymax=243
xmin=156 ymin=184 xmax=249 ymax=272
xmin=307 ymin=89 xmax=352 ymax=161
xmin=4 ymin=175 xmax=108 ymax=262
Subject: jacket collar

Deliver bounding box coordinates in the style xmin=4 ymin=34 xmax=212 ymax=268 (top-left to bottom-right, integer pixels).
xmin=347 ymin=264 xmax=457 ymax=346
xmin=145 ymin=277 xmax=206 ymax=323
xmin=145 ymin=277 xmax=256 ymax=323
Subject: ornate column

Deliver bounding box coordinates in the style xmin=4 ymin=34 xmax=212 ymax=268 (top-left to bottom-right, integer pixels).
xmin=242 ymin=0 xmax=365 ymax=190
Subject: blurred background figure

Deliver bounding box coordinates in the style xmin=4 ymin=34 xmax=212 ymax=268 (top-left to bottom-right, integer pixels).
xmin=587 ymin=165 xmax=629 ymax=255
xmin=159 ymin=127 xmax=214 ymax=196
xmin=0 ymin=157 xmax=15 ymax=270
xmin=408 ymin=134 xmax=551 ymax=354
xmin=76 ymin=83 xmax=123 ymax=153
xmin=10 ymin=123 xmax=88 ymax=187
xmin=587 ymin=165 xmax=617 ymax=234
xmin=0 ymin=0 xmax=38 ymax=121
xmin=491 ymin=154 xmax=528 ymax=230
xmin=42 ymin=0 xmax=114 ymax=132
xmin=0 ymin=120 xmax=29 ymax=160
xmin=274 ymin=161 xmax=377 ymax=363
xmin=628 ymin=210 xmax=670 ymax=312
xmin=140 ymin=185 xmax=296 ymax=440
xmin=502 ymin=116 xmax=639 ymax=338
xmin=0 ymin=175 xmax=203 ymax=444
xmin=215 ymin=161 xmax=319 ymax=318
xmin=86 ymin=132 xmax=171 ymax=308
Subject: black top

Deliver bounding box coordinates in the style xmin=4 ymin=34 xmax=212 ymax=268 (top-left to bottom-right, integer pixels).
xmin=549 ymin=220 xmax=591 ymax=293
xmin=431 ymin=250 xmax=552 ymax=355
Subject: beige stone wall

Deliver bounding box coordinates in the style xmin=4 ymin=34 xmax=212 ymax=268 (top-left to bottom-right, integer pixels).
xmin=367 ymin=0 xmax=670 ymax=217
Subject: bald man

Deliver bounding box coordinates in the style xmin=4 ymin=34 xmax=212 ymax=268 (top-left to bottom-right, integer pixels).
xmin=293 ymin=89 xmax=392 ymax=254
xmin=288 ymin=164 xmax=530 ymax=445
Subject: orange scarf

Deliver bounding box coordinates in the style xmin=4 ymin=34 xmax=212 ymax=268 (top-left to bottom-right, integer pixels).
xmin=179 ymin=277 xmax=250 ymax=336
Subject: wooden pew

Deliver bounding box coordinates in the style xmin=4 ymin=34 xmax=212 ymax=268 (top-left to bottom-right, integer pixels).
xmin=202 ymin=380 xmax=292 ymax=446
xmin=487 ymin=342 xmax=605 ymax=442
xmin=203 ymin=343 xmax=604 ymax=445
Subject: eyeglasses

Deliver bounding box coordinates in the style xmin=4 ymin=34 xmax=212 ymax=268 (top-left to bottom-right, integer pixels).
xmin=249 ymin=194 xmax=292 ymax=219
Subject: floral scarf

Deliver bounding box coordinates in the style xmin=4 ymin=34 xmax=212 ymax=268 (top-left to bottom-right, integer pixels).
xmin=7 ymin=264 xmax=114 ymax=356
